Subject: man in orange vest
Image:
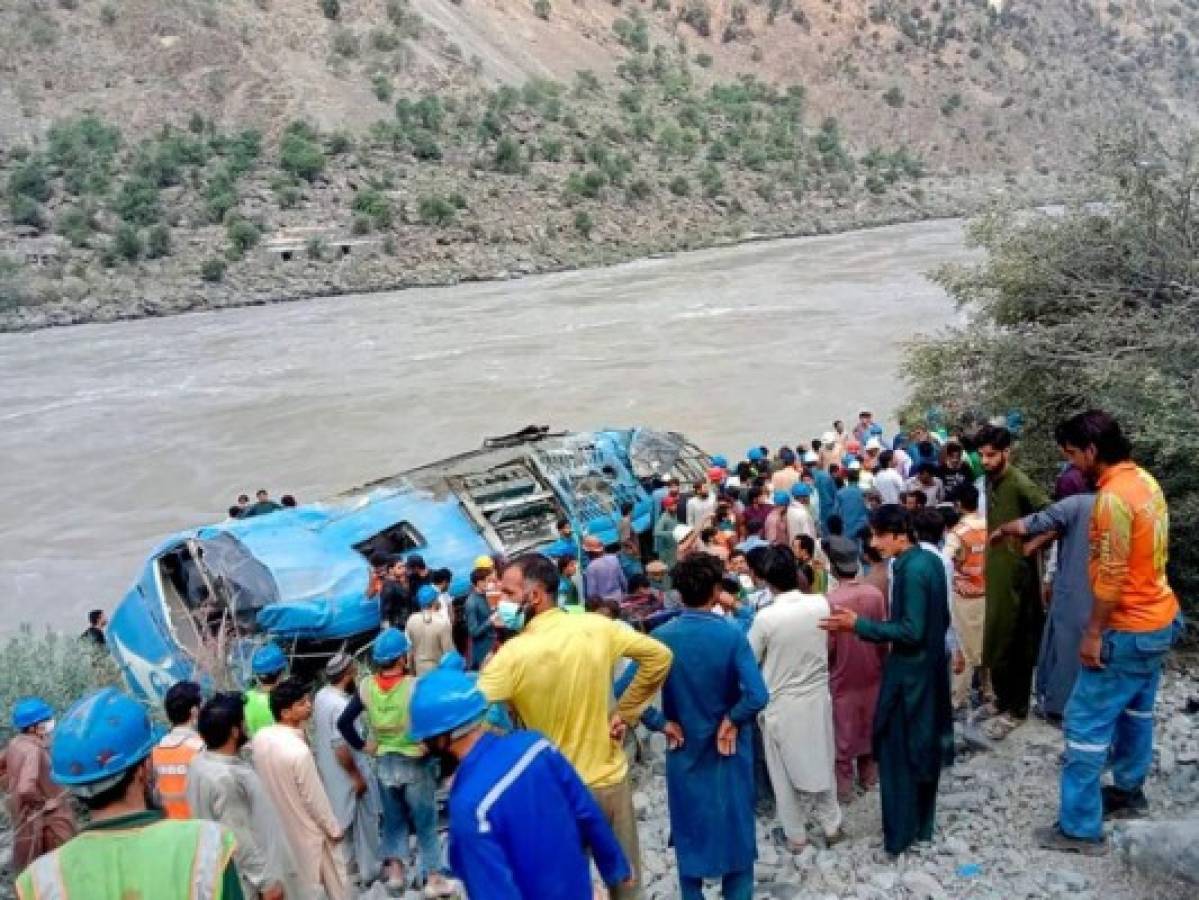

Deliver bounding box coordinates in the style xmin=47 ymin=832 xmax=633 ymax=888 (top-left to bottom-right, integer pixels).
xmin=945 ymin=484 xmax=991 ymax=714
xmin=151 ymin=681 xmax=205 ymax=819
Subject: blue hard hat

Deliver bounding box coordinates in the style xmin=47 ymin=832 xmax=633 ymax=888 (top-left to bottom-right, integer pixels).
xmin=791 ymin=483 xmax=812 ymax=498
xmin=747 ymin=447 xmax=764 ymax=462
xmin=408 ymin=667 xmax=489 ymax=742
xmin=439 ymin=650 xmax=466 ymax=671
xmin=772 ymin=489 xmax=790 ymax=505
xmin=373 ymin=627 xmax=410 ymax=665
xmin=869 ymin=423 xmax=884 ymax=436
xmin=416 ymin=584 xmax=438 ymax=608
xmin=251 ymin=643 xmax=287 ymax=677
xmin=51 ymin=688 xmax=157 ymax=787
xmin=11 ymin=697 xmax=54 ymax=731
xmin=710 ymin=454 xmax=728 ymax=469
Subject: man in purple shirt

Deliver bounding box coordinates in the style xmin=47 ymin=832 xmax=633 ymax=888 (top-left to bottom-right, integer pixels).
xmin=582 ymin=535 xmax=627 ymax=602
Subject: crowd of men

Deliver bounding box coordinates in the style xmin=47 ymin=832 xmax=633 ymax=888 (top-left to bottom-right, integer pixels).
xmin=1 ymin=408 xmax=1184 ymax=899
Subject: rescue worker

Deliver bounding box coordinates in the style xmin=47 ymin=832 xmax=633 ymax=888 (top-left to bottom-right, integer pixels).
xmin=409 ymin=666 xmax=632 ymax=899
xmin=16 ymin=687 xmax=241 ymax=900
xmin=244 ymin=643 xmax=287 ymax=737
xmin=1 ymin=697 xmax=77 ymax=870
xmin=337 ymin=628 xmax=454 ymax=897
xmin=152 ymin=680 xmax=206 ymax=819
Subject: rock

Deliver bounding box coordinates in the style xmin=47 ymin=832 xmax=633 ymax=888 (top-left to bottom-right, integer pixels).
xmin=869 ymin=870 xmax=898 ymax=891
xmin=1112 ymin=817 xmax=1199 ymax=886
xmin=632 ymin=790 xmax=651 ymax=817
xmin=900 ymin=870 xmax=947 ymax=899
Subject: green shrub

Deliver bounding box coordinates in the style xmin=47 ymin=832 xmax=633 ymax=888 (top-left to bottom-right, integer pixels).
xmin=539 ymin=138 xmax=564 ymax=162
xmin=669 ymin=174 xmax=691 ymax=196
xmin=7 ymin=158 xmax=52 ymax=203
xmin=114 ymin=177 xmax=161 ymax=226
xmin=331 ymin=27 xmax=360 ymax=57
xmin=9 ymin=195 xmax=46 ymax=230
xmin=449 ymin=192 xmax=468 ymax=209
xmin=352 ymin=188 xmax=393 ymax=228
xmin=883 ymin=85 xmax=905 ymax=108
xmin=695 ymin=52 xmax=714 ymax=68
xmin=226 ymin=218 xmax=261 ymax=255
xmin=113 ymin=223 xmax=143 ymax=261
xmin=56 ymin=206 xmax=95 ymax=247
xmin=626 ymin=178 xmax=653 ymax=203
xmin=410 ymin=131 xmax=443 ymax=161
xmin=418 ymin=194 xmax=456 ymax=226
xmin=533 ymin=0 xmax=551 ymax=19
xmin=373 ymin=74 xmax=394 ymax=102
xmin=201 ymin=258 xmax=226 ymax=282
xmin=941 ymin=93 xmax=963 ymax=116
xmin=0 ymin=629 xmax=121 ymax=745
xmin=327 ymin=131 xmax=354 ymax=155
xmin=699 ymin=163 xmax=723 ymax=197
xmin=494 ymin=135 xmax=524 ymax=174
xmin=574 ymin=209 xmax=594 ymax=237
xmin=370 ymin=27 xmax=400 ymax=51
xmin=741 ymin=142 xmax=768 ymax=171
xmin=306 ymin=237 xmax=327 ymax=260
xmin=574 ymin=70 xmax=601 ymax=97
xmin=351 ymin=215 xmax=372 ymax=235
xmin=146 ymin=224 xmax=172 ymax=259
xmin=205 ymin=172 xmax=239 ymax=224
xmin=320 ymin=0 xmax=340 ymax=19
xmin=99 ymin=4 xmax=117 ymax=25
xmin=280 ymin=130 xmax=327 ymax=182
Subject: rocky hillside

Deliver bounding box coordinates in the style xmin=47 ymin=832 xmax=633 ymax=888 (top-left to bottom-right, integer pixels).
xmin=1 ymin=0 xmax=1196 ymax=328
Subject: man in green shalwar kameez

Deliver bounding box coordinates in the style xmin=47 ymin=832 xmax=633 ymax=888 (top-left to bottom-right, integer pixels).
xmin=978 ymin=425 xmax=1048 ymax=739
xmin=822 ymin=505 xmax=954 ymax=856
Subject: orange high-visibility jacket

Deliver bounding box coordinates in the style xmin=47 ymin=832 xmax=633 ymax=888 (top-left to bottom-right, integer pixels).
xmin=151 ymin=729 xmax=205 ymax=820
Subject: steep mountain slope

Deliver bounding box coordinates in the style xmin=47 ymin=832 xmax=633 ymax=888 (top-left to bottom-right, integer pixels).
xmin=0 ymin=0 xmax=1195 ymax=328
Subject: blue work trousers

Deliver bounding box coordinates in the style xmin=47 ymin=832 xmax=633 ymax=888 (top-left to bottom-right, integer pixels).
xmin=376 ymin=753 xmax=441 ymax=876
xmin=679 ymin=868 xmax=754 ymax=900
xmin=1060 ymin=624 xmax=1173 ymax=840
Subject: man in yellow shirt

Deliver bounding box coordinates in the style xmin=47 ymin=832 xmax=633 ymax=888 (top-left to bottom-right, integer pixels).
xmin=479 ymin=553 xmax=673 ymax=900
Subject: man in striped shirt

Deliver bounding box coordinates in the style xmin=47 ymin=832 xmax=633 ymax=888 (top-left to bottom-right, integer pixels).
xmin=1037 ymin=411 xmax=1181 ymax=856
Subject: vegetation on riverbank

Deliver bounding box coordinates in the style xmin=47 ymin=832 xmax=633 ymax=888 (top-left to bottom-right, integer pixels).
xmin=903 ymin=127 xmax=1199 ymax=614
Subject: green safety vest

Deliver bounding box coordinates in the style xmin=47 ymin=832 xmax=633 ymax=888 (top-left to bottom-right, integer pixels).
xmin=17 ymin=819 xmax=235 ymax=900
xmin=243 ymin=687 xmax=274 ymax=737
xmin=360 ymin=675 xmax=423 ymax=758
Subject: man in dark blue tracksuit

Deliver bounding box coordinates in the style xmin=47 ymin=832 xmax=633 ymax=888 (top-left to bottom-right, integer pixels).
xmin=408 ymin=667 xmax=631 ymax=899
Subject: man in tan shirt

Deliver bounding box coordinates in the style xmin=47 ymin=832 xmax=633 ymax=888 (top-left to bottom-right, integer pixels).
xmin=252 ymin=677 xmax=347 ymax=900
xmin=406 ymin=584 xmax=454 ymax=675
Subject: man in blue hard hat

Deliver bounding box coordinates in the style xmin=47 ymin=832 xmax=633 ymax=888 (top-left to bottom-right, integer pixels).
xmin=338 ymin=627 xmax=455 ymax=897
xmin=3 ymin=697 xmax=76 ymax=871
xmin=15 ymin=687 xmax=242 ymax=900
xmin=244 ymin=643 xmax=288 ymax=737
xmin=410 ymin=666 xmax=632 ymax=899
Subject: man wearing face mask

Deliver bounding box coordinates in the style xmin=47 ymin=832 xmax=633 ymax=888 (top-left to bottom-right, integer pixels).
xmin=16 ymin=687 xmax=242 ymax=900
xmin=188 ymin=692 xmax=300 ymax=900
xmin=410 ymin=667 xmax=632 ymax=898
xmin=479 ymin=554 xmax=673 ymax=900
xmin=2 ymin=697 xmax=76 ymax=871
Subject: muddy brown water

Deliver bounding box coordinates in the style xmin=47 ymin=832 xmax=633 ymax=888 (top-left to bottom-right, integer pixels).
xmin=0 ymin=218 xmax=976 ymax=632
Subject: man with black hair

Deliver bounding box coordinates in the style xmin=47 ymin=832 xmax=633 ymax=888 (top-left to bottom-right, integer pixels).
xmin=874 ymin=450 xmax=904 ymax=506
xmin=464 ymin=567 xmax=497 ymax=669
xmin=749 ymin=547 xmax=841 ymax=851
xmin=836 ymin=468 xmax=870 ymax=548
xmin=151 ymin=681 xmax=205 ymax=820
xmin=379 ymin=558 xmax=414 ymax=627
xmin=641 ymin=553 xmax=768 ymax=900
xmin=189 ymin=693 xmax=298 ymax=900
xmin=242 ymin=489 xmax=282 ymax=518
xmin=82 ymin=609 xmax=107 ymax=646
xmin=1034 ymin=411 xmax=1180 ymax=855
xmin=978 ymin=424 xmax=1048 ymax=740
xmin=821 ymin=505 xmax=954 ymax=857
xmin=253 ymin=677 xmax=347 ymax=899
xmin=905 ymin=464 xmax=945 ymax=506
xmin=479 ymin=553 xmax=672 ymax=900
xmin=940 ymin=442 xmax=973 ymax=501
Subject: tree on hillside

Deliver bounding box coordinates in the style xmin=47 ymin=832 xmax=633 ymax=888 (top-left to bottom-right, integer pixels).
xmin=903 ymin=125 xmax=1199 ymax=612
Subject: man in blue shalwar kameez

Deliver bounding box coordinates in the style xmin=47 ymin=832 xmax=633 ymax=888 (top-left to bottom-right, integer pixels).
xmin=643 ymin=552 xmax=769 ymax=900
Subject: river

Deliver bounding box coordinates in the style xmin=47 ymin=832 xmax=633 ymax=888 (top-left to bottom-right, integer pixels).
xmin=0 ymin=217 xmax=976 ymax=632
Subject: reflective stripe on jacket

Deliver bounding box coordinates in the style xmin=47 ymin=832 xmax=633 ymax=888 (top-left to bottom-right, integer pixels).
xmin=152 ymin=730 xmax=205 ymax=820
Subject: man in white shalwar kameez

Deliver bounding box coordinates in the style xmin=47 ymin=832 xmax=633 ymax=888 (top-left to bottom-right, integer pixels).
xmin=252 ymin=677 xmax=348 ymax=900
xmin=313 ymin=653 xmax=382 ymax=887
xmin=748 ymin=546 xmax=843 ymax=850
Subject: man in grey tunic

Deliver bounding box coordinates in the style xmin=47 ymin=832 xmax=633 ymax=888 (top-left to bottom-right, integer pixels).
xmin=188 ymin=692 xmax=302 ymax=900
xmin=313 ymin=652 xmax=382 ymax=887
xmin=989 ymin=486 xmax=1096 ymax=720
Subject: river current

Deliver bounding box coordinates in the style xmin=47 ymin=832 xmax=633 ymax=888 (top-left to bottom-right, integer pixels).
xmin=0 ymin=218 xmax=975 ymax=631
